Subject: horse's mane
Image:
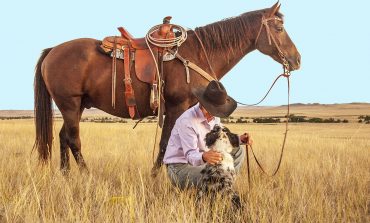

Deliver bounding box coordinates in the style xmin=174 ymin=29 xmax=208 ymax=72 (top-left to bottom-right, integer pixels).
xmin=194 ymin=9 xmax=284 ymax=61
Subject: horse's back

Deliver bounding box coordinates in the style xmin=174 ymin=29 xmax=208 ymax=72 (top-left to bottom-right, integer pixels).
xmin=42 ymin=38 xmax=102 ymax=77
xmin=42 ymin=38 xmax=107 ymax=93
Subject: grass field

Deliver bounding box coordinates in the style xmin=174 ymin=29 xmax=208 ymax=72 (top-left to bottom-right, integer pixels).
xmin=0 ymin=105 xmax=369 ymax=222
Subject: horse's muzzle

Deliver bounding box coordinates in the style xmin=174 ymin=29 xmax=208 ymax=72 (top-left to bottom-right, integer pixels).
xmin=288 ymin=54 xmax=301 ymax=71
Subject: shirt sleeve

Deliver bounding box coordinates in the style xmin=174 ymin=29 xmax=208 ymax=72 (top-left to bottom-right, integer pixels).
xmin=178 ymin=119 xmax=205 ymax=166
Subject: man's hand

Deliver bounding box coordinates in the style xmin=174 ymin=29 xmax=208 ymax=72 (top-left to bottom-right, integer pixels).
xmin=202 ymin=150 xmax=223 ymax=165
xmin=240 ymin=133 xmax=253 ymax=145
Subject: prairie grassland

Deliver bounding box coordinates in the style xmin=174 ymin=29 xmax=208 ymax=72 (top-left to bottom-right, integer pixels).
xmin=0 ymin=118 xmax=369 ymax=222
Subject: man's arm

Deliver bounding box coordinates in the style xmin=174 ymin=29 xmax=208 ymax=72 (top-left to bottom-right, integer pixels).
xmin=178 ymin=120 xmax=204 ymax=166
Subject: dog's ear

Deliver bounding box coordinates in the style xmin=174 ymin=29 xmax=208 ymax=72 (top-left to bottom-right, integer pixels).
xmin=205 ymin=125 xmax=220 ymax=147
xmin=221 ymin=127 xmax=240 ymax=147
xmin=226 ymin=131 xmax=240 ymax=147
xmin=205 ymin=131 xmax=219 ymax=147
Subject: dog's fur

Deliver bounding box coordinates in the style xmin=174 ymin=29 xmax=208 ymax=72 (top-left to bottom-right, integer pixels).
xmin=197 ymin=125 xmax=241 ymax=208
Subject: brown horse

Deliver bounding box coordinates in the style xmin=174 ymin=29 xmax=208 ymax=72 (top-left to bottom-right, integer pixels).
xmin=34 ymin=2 xmax=300 ymax=175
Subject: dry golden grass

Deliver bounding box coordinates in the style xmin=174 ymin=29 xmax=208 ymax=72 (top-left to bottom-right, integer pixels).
xmin=0 ymin=113 xmax=369 ymax=222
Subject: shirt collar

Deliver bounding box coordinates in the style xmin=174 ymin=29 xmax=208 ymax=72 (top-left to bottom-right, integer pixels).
xmin=194 ymin=103 xmax=215 ymax=124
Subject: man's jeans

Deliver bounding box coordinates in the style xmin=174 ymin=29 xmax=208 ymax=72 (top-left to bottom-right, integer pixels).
xmin=166 ymin=146 xmax=245 ymax=189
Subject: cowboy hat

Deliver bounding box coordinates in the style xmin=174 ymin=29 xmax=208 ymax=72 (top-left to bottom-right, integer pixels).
xmin=192 ymin=81 xmax=237 ymax=118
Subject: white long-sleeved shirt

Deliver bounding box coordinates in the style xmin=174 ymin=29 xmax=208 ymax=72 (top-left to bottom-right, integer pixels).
xmin=163 ymin=103 xmax=220 ymax=166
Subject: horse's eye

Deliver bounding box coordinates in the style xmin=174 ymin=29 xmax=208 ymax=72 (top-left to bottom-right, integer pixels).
xmin=276 ymin=27 xmax=284 ymax=32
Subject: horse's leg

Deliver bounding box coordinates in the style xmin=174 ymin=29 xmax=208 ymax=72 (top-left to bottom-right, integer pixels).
xmin=60 ymin=106 xmax=85 ymax=173
xmin=62 ymin=103 xmax=88 ymax=172
xmin=59 ymin=124 xmax=70 ymax=174
xmin=151 ymin=104 xmax=188 ymax=177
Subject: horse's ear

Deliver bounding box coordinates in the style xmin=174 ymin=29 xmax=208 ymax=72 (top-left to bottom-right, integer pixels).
xmin=269 ymin=1 xmax=281 ymax=17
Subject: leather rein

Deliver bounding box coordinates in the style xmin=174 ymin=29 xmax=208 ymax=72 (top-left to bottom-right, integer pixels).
xmin=174 ymin=16 xmax=292 ymax=182
xmin=242 ymin=16 xmax=292 ymax=185
xmin=149 ymin=15 xmax=293 ymax=178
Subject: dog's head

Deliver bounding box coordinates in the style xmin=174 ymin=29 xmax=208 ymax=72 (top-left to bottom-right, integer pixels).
xmin=205 ymin=125 xmax=240 ymax=153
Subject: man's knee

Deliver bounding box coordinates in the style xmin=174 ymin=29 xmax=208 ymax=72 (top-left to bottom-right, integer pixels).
xmin=166 ymin=163 xmax=205 ymax=189
xmin=232 ymin=146 xmax=245 ymax=160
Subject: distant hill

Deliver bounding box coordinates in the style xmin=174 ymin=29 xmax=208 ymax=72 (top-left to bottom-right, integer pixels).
xmin=1 ymin=103 xmax=369 ymax=122
xmin=233 ymin=103 xmax=370 ymax=121
xmin=0 ymin=108 xmax=105 ymax=118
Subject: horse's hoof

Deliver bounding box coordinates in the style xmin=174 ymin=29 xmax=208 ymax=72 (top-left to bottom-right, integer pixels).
xmin=79 ymin=165 xmax=90 ymax=175
xmin=60 ymin=168 xmax=70 ymax=176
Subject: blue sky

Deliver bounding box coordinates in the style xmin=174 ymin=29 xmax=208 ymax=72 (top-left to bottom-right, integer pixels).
xmin=0 ymin=0 xmax=369 ymax=109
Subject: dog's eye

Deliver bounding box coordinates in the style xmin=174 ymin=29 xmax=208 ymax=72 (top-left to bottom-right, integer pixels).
xmin=222 ymin=127 xmax=230 ymax=133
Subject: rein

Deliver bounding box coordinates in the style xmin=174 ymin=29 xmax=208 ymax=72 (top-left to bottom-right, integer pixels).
xmin=244 ymin=74 xmax=290 ymax=183
xmin=150 ymin=15 xmax=293 ymax=175
xmin=242 ymin=15 xmax=292 ymax=187
xmin=178 ymin=15 xmax=293 ymax=184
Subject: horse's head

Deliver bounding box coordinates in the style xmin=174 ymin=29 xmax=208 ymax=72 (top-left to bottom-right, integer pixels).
xmin=255 ymin=2 xmax=301 ymax=71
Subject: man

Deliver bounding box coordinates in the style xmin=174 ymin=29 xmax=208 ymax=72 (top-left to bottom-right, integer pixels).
xmin=163 ymin=81 xmax=252 ymax=189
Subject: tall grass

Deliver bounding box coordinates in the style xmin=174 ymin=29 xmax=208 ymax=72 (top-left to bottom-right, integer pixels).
xmin=0 ymin=120 xmax=369 ymax=222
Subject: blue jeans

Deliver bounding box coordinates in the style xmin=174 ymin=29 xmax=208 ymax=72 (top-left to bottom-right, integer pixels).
xmin=166 ymin=146 xmax=245 ymax=189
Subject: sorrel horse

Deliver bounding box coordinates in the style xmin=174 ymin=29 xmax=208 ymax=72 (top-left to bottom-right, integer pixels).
xmin=34 ymin=2 xmax=300 ymax=175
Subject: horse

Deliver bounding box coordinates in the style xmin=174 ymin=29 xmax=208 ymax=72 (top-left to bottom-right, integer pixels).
xmin=33 ymin=2 xmax=301 ymax=175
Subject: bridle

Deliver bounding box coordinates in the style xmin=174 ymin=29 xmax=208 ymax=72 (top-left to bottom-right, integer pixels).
xmin=255 ymin=16 xmax=291 ymax=77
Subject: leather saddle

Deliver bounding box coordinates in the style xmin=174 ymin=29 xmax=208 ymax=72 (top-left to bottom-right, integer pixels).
xmin=100 ymin=16 xmax=175 ymax=84
xmin=99 ymin=16 xmax=176 ymax=119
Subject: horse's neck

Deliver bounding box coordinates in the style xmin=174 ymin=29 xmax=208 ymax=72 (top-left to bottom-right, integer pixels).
xmin=194 ymin=16 xmax=259 ymax=80
xmin=214 ymin=44 xmax=255 ymax=80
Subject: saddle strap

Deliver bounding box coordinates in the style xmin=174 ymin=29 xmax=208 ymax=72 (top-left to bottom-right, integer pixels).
xmin=123 ymin=47 xmax=137 ymax=118
xmin=150 ymin=51 xmax=160 ymax=111
xmin=158 ymin=51 xmax=165 ymax=127
xmin=169 ymin=50 xmax=217 ymax=83
xmin=112 ymin=37 xmax=117 ymax=108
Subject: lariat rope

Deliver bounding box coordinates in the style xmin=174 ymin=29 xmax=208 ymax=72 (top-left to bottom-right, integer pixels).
xmin=146 ymin=24 xmax=188 ymax=48
xmin=143 ymin=24 xmax=188 ymax=165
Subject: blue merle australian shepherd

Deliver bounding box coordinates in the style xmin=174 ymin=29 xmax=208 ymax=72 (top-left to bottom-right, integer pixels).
xmin=198 ymin=124 xmax=241 ymax=208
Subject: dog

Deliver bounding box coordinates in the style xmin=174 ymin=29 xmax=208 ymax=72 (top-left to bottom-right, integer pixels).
xmin=197 ymin=124 xmax=241 ymax=208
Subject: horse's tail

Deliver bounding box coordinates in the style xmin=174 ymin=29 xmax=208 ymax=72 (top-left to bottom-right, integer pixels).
xmin=33 ymin=48 xmax=54 ymax=163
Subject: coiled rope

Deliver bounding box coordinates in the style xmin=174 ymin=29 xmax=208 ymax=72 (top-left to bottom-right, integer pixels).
xmin=144 ymin=24 xmax=188 ymax=166
xmin=145 ymin=24 xmax=187 ymax=48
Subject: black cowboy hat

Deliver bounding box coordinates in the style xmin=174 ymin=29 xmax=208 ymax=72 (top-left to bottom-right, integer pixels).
xmin=192 ymin=81 xmax=237 ymax=118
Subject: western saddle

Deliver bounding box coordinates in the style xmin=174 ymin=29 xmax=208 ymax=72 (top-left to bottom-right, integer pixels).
xmin=100 ymin=16 xmax=181 ymax=122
